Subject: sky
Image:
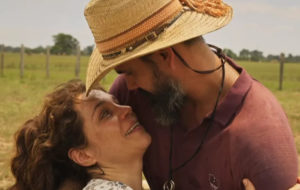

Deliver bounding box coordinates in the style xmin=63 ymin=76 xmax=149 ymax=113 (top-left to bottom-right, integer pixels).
xmin=0 ymin=0 xmax=299 ymax=56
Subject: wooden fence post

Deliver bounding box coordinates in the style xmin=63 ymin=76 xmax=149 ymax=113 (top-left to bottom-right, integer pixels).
xmin=46 ymin=46 xmax=50 ymax=78
xmin=279 ymin=53 xmax=285 ymax=91
xmin=75 ymin=44 xmax=81 ymax=77
xmin=20 ymin=44 xmax=24 ymax=78
xmin=0 ymin=45 xmax=4 ymax=77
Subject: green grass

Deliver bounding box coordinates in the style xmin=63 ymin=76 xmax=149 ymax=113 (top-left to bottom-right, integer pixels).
xmin=0 ymin=53 xmax=117 ymax=189
xmin=0 ymin=53 xmax=299 ymax=189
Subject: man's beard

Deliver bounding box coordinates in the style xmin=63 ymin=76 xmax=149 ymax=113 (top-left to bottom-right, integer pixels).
xmin=141 ymin=72 xmax=187 ymax=126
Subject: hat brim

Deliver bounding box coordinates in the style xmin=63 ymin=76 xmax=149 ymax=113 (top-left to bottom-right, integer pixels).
xmin=86 ymin=8 xmax=233 ymax=95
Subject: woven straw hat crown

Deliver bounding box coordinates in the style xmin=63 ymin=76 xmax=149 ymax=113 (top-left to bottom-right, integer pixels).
xmin=84 ymin=0 xmax=233 ymax=94
xmin=85 ymin=0 xmax=172 ymax=43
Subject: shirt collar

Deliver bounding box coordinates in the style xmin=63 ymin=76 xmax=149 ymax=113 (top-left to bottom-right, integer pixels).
xmin=213 ymin=57 xmax=253 ymax=127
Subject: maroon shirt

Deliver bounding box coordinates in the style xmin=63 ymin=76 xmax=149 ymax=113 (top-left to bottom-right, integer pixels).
xmin=109 ymin=58 xmax=298 ymax=190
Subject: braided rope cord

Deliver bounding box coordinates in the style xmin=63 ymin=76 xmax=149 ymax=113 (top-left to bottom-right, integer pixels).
xmin=180 ymin=0 xmax=230 ymax=17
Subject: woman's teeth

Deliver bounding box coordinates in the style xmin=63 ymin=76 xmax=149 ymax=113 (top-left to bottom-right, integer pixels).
xmin=125 ymin=122 xmax=140 ymax=136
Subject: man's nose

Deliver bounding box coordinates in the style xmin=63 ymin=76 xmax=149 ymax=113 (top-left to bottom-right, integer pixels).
xmin=125 ymin=76 xmax=138 ymax=90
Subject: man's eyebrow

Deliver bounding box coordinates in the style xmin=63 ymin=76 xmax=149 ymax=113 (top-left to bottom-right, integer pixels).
xmin=92 ymin=100 xmax=105 ymax=119
xmin=140 ymin=54 xmax=154 ymax=64
xmin=115 ymin=69 xmax=124 ymax=74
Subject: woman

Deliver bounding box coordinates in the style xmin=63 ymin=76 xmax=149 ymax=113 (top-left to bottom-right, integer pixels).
xmin=10 ymin=79 xmax=151 ymax=190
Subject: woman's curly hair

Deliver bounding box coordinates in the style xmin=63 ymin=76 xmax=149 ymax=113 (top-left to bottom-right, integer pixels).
xmin=10 ymin=79 xmax=91 ymax=190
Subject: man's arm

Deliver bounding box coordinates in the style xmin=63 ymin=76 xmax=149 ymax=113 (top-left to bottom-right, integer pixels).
xmin=231 ymin=120 xmax=298 ymax=190
xmin=243 ymin=178 xmax=300 ymax=190
xmin=58 ymin=179 xmax=83 ymax=190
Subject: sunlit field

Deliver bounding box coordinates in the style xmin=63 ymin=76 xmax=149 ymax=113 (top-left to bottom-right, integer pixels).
xmin=0 ymin=53 xmax=299 ymax=189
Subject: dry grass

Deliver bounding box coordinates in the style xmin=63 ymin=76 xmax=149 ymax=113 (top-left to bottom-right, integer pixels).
xmin=0 ymin=137 xmax=14 ymax=190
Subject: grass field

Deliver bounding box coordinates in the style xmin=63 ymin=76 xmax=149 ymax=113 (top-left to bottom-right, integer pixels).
xmin=0 ymin=53 xmax=299 ymax=189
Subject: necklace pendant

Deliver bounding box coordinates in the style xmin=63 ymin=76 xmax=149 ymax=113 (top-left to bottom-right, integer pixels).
xmin=163 ymin=179 xmax=175 ymax=190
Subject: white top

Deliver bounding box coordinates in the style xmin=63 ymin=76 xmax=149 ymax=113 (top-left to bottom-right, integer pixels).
xmin=83 ymin=178 xmax=133 ymax=190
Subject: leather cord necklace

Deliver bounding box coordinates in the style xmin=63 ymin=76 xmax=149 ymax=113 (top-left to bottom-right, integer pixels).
xmin=163 ymin=44 xmax=226 ymax=190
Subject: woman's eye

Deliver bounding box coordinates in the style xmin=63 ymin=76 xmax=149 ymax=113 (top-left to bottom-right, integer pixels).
xmin=99 ymin=109 xmax=113 ymax=120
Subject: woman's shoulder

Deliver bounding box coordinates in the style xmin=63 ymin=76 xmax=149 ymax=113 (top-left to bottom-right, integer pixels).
xmin=83 ymin=178 xmax=133 ymax=190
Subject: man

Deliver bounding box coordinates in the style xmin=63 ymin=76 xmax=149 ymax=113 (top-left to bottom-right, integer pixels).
xmin=83 ymin=0 xmax=299 ymax=189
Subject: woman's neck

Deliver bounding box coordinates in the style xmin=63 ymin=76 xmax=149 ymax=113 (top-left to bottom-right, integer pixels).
xmin=99 ymin=158 xmax=144 ymax=190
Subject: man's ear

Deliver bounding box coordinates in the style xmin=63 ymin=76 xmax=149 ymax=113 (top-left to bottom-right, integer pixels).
xmin=158 ymin=47 xmax=176 ymax=70
xmin=68 ymin=148 xmax=96 ymax=167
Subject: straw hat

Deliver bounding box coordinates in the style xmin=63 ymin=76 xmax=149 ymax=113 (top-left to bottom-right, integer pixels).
xmin=84 ymin=0 xmax=233 ymax=94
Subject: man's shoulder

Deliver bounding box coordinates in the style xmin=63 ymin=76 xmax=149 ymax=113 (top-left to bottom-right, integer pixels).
xmin=109 ymin=75 xmax=131 ymax=105
xmin=226 ymin=75 xmax=291 ymax=141
xmin=244 ymin=79 xmax=286 ymax=116
xmin=109 ymin=75 xmax=128 ymax=95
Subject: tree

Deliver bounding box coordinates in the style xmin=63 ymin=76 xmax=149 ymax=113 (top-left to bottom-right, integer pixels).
xmin=82 ymin=45 xmax=94 ymax=55
xmin=266 ymin=54 xmax=279 ymax=62
xmin=286 ymin=54 xmax=294 ymax=62
xmin=31 ymin=46 xmax=46 ymax=54
xmin=239 ymin=49 xmax=250 ymax=61
xmin=51 ymin=33 xmax=79 ymax=55
xmin=250 ymin=50 xmax=264 ymax=62
xmin=223 ymin=48 xmax=237 ymax=59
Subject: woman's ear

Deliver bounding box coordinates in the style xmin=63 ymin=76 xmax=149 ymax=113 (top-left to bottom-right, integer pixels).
xmin=68 ymin=148 xmax=96 ymax=167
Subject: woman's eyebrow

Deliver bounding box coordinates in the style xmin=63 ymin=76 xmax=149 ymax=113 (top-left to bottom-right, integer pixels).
xmin=111 ymin=95 xmax=119 ymax=104
xmin=92 ymin=100 xmax=105 ymax=119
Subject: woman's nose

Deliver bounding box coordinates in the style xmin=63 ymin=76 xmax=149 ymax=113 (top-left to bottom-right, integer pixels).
xmin=117 ymin=105 xmax=133 ymax=120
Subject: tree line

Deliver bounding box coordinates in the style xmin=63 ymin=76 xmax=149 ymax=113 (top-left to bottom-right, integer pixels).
xmin=224 ymin=48 xmax=300 ymax=63
xmin=1 ymin=33 xmax=94 ymax=56
xmin=1 ymin=33 xmax=300 ymax=63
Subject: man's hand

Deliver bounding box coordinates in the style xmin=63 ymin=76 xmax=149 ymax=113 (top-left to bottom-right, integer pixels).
xmin=290 ymin=178 xmax=300 ymax=190
xmin=290 ymin=184 xmax=300 ymax=190
xmin=58 ymin=179 xmax=82 ymax=190
xmin=243 ymin=178 xmax=300 ymax=190
xmin=243 ymin=179 xmax=255 ymax=190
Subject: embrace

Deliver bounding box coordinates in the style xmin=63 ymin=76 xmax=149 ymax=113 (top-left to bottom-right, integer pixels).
xmin=10 ymin=0 xmax=300 ymax=189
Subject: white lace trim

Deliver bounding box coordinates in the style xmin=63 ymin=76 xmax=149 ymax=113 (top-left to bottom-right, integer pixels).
xmin=83 ymin=178 xmax=133 ymax=190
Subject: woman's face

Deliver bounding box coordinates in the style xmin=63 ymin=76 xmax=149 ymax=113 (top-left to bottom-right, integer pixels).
xmin=75 ymin=89 xmax=151 ymax=166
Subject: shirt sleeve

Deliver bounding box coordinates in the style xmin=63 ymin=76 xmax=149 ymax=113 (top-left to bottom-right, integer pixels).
xmin=109 ymin=75 xmax=130 ymax=105
xmin=229 ymin=81 xmax=299 ymax=190
xmin=231 ymin=122 xmax=298 ymax=190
